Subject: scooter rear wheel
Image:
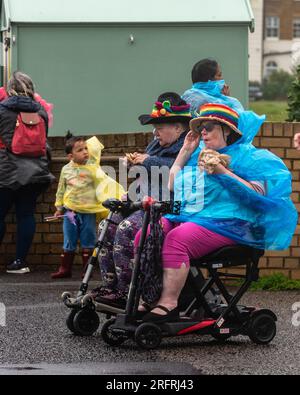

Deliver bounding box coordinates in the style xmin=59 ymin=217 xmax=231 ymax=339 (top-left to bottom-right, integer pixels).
xmin=135 ymin=323 xmax=162 ymax=350
xmin=248 ymin=311 xmax=276 ymax=345
xmin=101 ymin=318 xmax=127 ymax=346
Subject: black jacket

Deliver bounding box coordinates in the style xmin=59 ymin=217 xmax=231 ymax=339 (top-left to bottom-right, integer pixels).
xmin=0 ymin=96 xmax=54 ymax=190
xmin=137 ymin=130 xmax=188 ymax=200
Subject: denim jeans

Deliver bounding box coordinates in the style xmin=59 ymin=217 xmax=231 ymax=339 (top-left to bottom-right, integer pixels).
xmin=63 ymin=211 xmax=96 ymax=252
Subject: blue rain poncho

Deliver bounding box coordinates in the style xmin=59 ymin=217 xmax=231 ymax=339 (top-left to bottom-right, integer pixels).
xmin=165 ymin=111 xmax=298 ymax=250
xmin=182 ymin=80 xmax=245 ymax=116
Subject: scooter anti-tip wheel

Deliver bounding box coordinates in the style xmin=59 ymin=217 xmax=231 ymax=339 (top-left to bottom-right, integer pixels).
xmin=81 ymin=294 xmax=93 ymax=308
xmin=101 ymin=318 xmax=128 ymax=346
xmin=62 ymin=292 xmax=72 ymax=302
xmin=135 ymin=323 xmax=162 ymax=350
xmin=248 ymin=310 xmax=276 ymax=345
xmin=72 ymin=308 xmax=100 ymax=337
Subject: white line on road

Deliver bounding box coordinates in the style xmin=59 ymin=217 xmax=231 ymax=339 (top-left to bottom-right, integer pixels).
xmin=5 ymin=303 xmax=62 ymax=311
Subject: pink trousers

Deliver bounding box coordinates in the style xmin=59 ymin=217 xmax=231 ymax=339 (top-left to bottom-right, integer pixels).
xmin=135 ymin=218 xmax=236 ymax=269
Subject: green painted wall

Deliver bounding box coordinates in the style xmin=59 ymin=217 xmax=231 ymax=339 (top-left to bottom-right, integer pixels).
xmin=14 ymin=24 xmax=248 ymax=136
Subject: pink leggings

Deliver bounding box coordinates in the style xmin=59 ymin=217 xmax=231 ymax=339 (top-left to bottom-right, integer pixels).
xmin=134 ymin=218 xmax=236 ymax=269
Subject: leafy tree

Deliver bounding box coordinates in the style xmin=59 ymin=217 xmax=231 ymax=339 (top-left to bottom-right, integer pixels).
xmin=287 ymin=64 xmax=300 ymax=121
xmin=262 ymin=70 xmax=293 ymax=101
xmin=249 ymin=80 xmax=261 ymax=87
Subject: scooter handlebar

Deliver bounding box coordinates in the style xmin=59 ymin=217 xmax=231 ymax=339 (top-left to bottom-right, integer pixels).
xmin=102 ymin=197 xmax=180 ymax=214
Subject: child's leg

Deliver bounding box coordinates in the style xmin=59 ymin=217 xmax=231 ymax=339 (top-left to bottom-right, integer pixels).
xmin=51 ymin=213 xmax=78 ymax=279
xmin=78 ymin=213 xmax=96 ymax=250
xmin=63 ymin=212 xmax=80 ymax=253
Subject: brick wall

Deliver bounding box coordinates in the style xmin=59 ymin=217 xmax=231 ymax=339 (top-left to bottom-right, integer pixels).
xmin=0 ymin=125 xmax=299 ymax=277
xmin=252 ymin=122 xmax=300 ymax=280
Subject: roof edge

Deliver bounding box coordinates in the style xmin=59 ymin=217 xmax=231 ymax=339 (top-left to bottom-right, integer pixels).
xmin=245 ymin=0 xmax=255 ymax=33
xmin=8 ymin=21 xmax=253 ymax=27
xmin=1 ymin=0 xmax=11 ymax=31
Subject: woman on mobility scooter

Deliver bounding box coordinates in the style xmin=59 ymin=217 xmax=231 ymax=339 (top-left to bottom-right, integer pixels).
xmin=90 ymin=92 xmax=192 ymax=308
xmin=135 ymin=103 xmax=298 ymax=324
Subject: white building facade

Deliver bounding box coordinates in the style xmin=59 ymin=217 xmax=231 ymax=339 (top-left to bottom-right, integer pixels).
xmin=249 ymin=0 xmax=264 ymax=82
xmin=249 ymin=0 xmax=300 ymax=83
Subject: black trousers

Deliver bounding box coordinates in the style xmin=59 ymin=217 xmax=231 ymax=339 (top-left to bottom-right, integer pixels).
xmin=0 ymin=184 xmax=47 ymax=261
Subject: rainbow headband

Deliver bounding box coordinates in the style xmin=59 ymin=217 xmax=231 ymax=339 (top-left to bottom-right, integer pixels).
xmin=151 ymin=100 xmax=191 ymax=119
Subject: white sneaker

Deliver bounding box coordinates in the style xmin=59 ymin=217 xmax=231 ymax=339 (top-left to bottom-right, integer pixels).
xmin=6 ymin=260 xmax=30 ymax=274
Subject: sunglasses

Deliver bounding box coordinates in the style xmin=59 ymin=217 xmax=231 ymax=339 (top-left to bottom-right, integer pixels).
xmin=196 ymin=121 xmax=221 ymax=133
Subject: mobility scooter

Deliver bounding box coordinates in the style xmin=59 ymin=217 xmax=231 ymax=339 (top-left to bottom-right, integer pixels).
xmin=62 ymin=198 xmax=277 ymax=350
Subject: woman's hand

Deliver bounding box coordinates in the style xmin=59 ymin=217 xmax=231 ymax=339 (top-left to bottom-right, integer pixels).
xmin=294 ymin=133 xmax=300 ymax=150
xmin=168 ymin=131 xmax=200 ymax=192
xmin=122 ymin=152 xmax=149 ymax=165
xmin=132 ymin=153 xmax=150 ymax=165
xmin=208 ymin=163 xmax=229 ymax=175
xmin=182 ymin=131 xmax=201 ymax=155
xmin=222 ymin=84 xmax=231 ymax=96
xmin=199 ymin=160 xmax=229 ymax=175
xmin=198 ymin=149 xmax=231 ymax=175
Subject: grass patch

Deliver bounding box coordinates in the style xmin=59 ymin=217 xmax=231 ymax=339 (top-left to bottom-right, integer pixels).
xmin=249 ymin=100 xmax=288 ymax=122
xmin=250 ymin=273 xmax=300 ymax=291
xmin=230 ymin=273 xmax=300 ymax=291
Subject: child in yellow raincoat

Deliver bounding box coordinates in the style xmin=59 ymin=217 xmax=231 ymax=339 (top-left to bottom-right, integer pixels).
xmin=51 ymin=135 xmax=125 ymax=279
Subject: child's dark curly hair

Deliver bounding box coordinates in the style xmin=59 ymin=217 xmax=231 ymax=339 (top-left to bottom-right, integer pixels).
xmin=64 ymin=131 xmax=86 ymax=154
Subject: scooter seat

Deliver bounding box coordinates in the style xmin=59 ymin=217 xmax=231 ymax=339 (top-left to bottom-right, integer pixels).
xmin=191 ymin=245 xmax=264 ymax=267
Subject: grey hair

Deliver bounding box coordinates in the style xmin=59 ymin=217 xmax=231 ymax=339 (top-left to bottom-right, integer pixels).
xmin=7 ymin=71 xmax=35 ymax=99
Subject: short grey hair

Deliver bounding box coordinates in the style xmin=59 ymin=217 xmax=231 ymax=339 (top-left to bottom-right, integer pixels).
xmin=7 ymin=71 xmax=35 ymax=99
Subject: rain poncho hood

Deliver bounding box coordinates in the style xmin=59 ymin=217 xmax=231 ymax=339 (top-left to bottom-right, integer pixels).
xmin=55 ymin=136 xmax=125 ymax=219
xmin=182 ymin=80 xmax=244 ymax=116
xmin=166 ymin=111 xmax=298 ymax=250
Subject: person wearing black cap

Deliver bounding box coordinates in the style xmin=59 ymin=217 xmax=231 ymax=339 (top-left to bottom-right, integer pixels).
xmin=90 ymin=92 xmax=192 ymax=308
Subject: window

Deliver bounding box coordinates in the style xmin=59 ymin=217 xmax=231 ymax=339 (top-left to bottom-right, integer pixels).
xmin=265 ymin=61 xmax=278 ymax=78
xmin=294 ymin=19 xmax=300 ymax=38
xmin=266 ymin=16 xmax=279 ymax=38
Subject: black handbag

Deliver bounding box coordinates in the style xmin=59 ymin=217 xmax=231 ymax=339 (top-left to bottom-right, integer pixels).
xmin=138 ymin=206 xmax=164 ymax=305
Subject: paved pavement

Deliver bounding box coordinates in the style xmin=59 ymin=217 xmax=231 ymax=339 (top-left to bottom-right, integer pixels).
xmin=0 ymin=272 xmax=300 ymax=375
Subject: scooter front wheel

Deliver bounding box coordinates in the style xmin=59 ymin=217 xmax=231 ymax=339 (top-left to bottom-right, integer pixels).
xmin=66 ymin=309 xmax=78 ymax=334
xmin=135 ymin=323 xmax=162 ymax=350
xmin=73 ymin=308 xmax=100 ymax=337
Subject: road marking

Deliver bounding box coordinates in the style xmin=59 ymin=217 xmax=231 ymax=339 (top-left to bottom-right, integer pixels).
xmin=5 ymin=303 xmax=62 ymax=311
xmin=0 ymin=303 xmax=6 ymax=326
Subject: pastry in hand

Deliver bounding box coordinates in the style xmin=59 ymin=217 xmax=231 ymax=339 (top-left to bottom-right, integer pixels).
xmin=198 ymin=148 xmax=231 ymax=174
xmin=125 ymin=153 xmax=138 ymax=163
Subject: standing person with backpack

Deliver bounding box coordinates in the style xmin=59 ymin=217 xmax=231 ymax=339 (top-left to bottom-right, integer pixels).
xmin=0 ymin=71 xmax=54 ymax=274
